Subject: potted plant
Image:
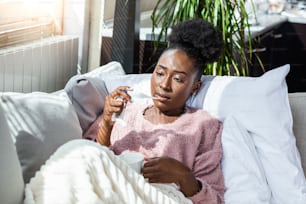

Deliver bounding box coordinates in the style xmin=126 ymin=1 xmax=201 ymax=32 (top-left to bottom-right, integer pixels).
xmin=150 ymin=0 xmax=259 ymax=76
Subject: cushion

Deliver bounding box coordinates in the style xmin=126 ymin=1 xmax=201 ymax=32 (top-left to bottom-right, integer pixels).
xmin=64 ymin=75 xmax=109 ymax=134
xmin=0 ymin=92 xmax=82 ymax=183
xmin=221 ymin=115 xmax=271 ymax=203
xmin=103 ymin=74 xmax=153 ymax=104
xmin=86 ymin=61 xmax=152 ymax=105
xmin=289 ymin=92 xmax=306 ymax=176
xmin=0 ymin=105 xmax=24 ymax=204
xmin=84 ymin=61 xmax=126 ymax=78
xmin=195 ymin=64 xmax=306 ymax=203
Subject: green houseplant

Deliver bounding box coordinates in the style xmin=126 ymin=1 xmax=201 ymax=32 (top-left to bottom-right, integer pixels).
xmin=150 ymin=0 xmax=260 ymax=76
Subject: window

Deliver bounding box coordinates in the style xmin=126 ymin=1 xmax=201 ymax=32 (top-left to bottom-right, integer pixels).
xmin=0 ymin=0 xmax=63 ymax=48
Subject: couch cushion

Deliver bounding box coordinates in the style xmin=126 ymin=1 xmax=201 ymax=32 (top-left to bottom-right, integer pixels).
xmin=64 ymin=75 xmax=109 ymax=134
xmin=0 ymin=92 xmax=82 ymax=183
xmin=289 ymin=92 xmax=306 ymax=175
xmin=0 ymin=104 xmax=24 ymax=204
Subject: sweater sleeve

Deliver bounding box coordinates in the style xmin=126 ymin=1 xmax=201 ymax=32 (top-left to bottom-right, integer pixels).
xmin=188 ymin=118 xmax=224 ymax=204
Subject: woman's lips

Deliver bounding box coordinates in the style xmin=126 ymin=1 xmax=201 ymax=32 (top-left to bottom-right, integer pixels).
xmin=154 ymin=93 xmax=170 ymax=101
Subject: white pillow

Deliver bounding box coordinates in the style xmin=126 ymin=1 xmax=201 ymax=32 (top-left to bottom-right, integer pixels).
xmin=103 ymin=74 xmax=153 ymax=104
xmin=0 ymin=92 xmax=82 ymax=183
xmin=193 ymin=64 xmax=306 ymax=203
xmin=87 ymin=61 xmax=152 ymax=104
xmin=84 ymin=61 xmax=126 ymax=78
xmin=64 ymin=75 xmax=109 ymax=134
xmin=222 ymin=115 xmax=271 ymax=203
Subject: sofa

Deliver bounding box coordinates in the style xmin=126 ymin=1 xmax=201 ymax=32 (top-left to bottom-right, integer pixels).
xmin=1 ymin=61 xmax=305 ymax=204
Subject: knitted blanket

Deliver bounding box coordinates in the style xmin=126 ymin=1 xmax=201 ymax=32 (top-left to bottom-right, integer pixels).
xmin=24 ymin=140 xmax=192 ymax=204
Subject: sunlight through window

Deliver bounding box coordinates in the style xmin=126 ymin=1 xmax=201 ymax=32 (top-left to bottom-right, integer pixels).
xmin=0 ymin=0 xmax=63 ymax=48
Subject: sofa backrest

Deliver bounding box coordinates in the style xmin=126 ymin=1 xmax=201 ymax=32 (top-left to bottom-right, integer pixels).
xmin=0 ymin=105 xmax=24 ymax=204
xmin=289 ymin=92 xmax=306 ymax=175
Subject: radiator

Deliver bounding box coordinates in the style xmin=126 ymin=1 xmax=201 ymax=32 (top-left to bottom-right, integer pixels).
xmin=0 ymin=36 xmax=79 ymax=93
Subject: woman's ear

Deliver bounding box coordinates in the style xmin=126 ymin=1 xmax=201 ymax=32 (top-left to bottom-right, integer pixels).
xmin=192 ymin=80 xmax=202 ymax=95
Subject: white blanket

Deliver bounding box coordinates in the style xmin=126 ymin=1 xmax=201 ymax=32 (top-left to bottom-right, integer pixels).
xmin=24 ymin=140 xmax=192 ymax=204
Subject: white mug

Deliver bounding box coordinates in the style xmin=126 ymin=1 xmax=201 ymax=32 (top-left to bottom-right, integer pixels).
xmin=119 ymin=152 xmax=144 ymax=174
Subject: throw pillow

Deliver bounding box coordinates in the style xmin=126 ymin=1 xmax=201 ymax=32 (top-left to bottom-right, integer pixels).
xmin=194 ymin=64 xmax=306 ymax=203
xmin=221 ymin=115 xmax=271 ymax=203
xmin=103 ymin=74 xmax=153 ymax=104
xmin=0 ymin=92 xmax=82 ymax=183
xmin=84 ymin=61 xmax=126 ymax=78
xmin=64 ymin=75 xmax=109 ymax=134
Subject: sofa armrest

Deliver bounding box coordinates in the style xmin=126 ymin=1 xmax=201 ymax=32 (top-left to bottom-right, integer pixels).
xmin=288 ymin=92 xmax=306 ymax=175
xmin=0 ymin=105 xmax=24 ymax=204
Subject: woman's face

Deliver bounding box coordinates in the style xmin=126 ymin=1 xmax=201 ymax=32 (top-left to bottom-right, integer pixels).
xmin=151 ymin=49 xmax=201 ymax=115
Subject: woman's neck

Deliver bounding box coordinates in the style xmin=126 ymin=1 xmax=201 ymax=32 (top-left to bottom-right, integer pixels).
xmin=143 ymin=105 xmax=185 ymax=124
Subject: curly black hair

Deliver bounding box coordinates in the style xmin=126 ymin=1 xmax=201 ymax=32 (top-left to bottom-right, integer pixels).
xmin=167 ymin=18 xmax=223 ymax=73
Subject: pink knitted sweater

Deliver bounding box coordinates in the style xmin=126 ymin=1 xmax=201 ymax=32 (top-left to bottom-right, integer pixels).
xmin=110 ymin=103 xmax=224 ymax=204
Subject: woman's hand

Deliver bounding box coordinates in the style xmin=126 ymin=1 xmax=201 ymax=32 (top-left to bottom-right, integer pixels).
xmin=142 ymin=157 xmax=201 ymax=197
xmin=96 ymin=86 xmax=132 ymax=146
xmin=102 ymin=86 xmax=132 ymax=125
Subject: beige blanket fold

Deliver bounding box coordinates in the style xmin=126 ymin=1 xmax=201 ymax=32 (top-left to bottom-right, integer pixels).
xmin=24 ymin=139 xmax=192 ymax=204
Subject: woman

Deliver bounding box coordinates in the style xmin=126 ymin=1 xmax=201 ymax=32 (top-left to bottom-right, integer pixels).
xmin=96 ymin=18 xmax=224 ymax=203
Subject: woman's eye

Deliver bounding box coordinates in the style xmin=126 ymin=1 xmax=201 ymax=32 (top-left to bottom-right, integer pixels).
xmin=174 ymin=77 xmax=184 ymax=83
xmin=156 ymin=71 xmax=164 ymax=76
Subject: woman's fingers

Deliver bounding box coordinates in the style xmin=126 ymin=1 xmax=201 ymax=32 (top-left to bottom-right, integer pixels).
xmin=105 ymin=86 xmax=132 ymax=114
xmin=142 ymin=157 xmax=173 ymax=183
xmin=142 ymin=157 xmax=192 ymax=185
xmin=110 ymin=86 xmax=132 ymax=103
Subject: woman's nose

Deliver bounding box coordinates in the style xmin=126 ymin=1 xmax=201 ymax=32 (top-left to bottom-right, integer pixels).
xmin=159 ymin=76 xmax=171 ymax=91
